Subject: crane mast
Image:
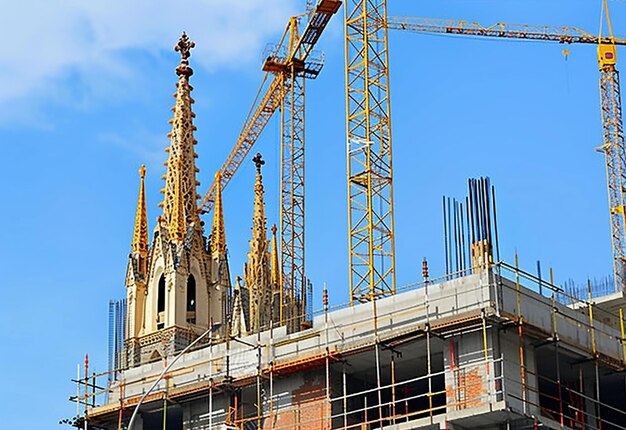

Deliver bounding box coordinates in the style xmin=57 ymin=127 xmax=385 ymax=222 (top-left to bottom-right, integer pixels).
xmin=345 ymin=0 xmax=397 ymax=304
xmin=386 ymin=14 xmax=626 ymax=292
xmin=278 ymin=17 xmax=307 ymax=330
xmin=198 ymin=0 xmax=340 ymax=327
xmin=598 ymin=0 xmax=626 ymax=291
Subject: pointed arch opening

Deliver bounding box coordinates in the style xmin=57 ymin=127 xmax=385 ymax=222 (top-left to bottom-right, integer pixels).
xmin=149 ymin=349 xmax=162 ymax=363
xmin=186 ymin=274 xmax=196 ymax=324
xmin=157 ymin=274 xmax=166 ymax=329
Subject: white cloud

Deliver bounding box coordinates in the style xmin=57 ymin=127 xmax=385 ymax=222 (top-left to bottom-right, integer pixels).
xmin=0 ymin=0 xmax=298 ymax=125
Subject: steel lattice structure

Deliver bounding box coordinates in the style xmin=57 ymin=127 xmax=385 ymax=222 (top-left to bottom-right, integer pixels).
xmin=198 ymin=1 xmax=340 ymax=323
xmin=281 ymin=64 xmax=306 ymax=327
xmin=198 ymin=1 xmax=339 ymax=216
xmin=386 ymin=14 xmax=626 ymax=292
xmin=385 ymin=16 xmax=626 ymax=46
xmin=279 ymin=18 xmax=307 ymax=330
xmin=599 ymin=67 xmax=626 ymax=290
xmin=345 ymin=0 xmax=396 ymax=304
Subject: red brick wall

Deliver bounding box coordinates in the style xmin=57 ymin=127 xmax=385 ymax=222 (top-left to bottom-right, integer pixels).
xmin=446 ymin=367 xmax=484 ymax=410
xmin=264 ymin=372 xmax=329 ymax=430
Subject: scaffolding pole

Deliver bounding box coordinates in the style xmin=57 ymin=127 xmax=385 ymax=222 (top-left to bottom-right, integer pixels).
xmin=84 ymin=353 xmax=89 ymax=430
xmin=117 ymin=381 xmax=124 ymax=430
xmin=619 ymin=308 xmax=626 ymax=366
xmin=269 ymin=320 xmax=275 ymax=430
xmin=372 ymin=293 xmax=383 ymax=425
xmin=257 ymin=330 xmax=262 ymax=430
xmin=390 ymin=353 xmax=396 ymax=425
xmin=209 ymin=339 xmax=213 ymax=430
xmin=324 ymin=287 xmax=330 ymax=430
xmin=515 ymin=254 xmax=527 ymax=415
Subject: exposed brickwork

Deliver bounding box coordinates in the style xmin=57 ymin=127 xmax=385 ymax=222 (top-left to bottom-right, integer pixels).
xmin=446 ymin=367 xmax=484 ymax=410
xmin=263 ymin=373 xmax=328 ymax=430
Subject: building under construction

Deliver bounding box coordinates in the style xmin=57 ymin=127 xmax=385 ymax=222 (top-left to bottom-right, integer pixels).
xmin=67 ymin=1 xmax=626 ymax=429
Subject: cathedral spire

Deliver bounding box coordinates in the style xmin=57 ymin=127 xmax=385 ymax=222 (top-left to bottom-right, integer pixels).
xmin=251 ymin=153 xmax=267 ymax=245
xmin=132 ymin=165 xmax=149 ymax=258
xmin=161 ymin=32 xmax=201 ymax=229
xmin=245 ymin=153 xmax=272 ymax=333
xmin=211 ymin=171 xmax=227 ymax=256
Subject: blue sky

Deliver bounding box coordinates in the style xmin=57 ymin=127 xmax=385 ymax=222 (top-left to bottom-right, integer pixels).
xmin=0 ymin=0 xmax=624 ymax=427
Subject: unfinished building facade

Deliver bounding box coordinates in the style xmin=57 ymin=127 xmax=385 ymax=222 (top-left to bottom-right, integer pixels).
xmin=77 ymin=259 xmax=626 ymax=430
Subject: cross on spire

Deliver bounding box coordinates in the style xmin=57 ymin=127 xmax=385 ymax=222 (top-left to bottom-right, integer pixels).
xmin=175 ymin=32 xmax=195 ymax=62
xmin=253 ymin=153 xmax=265 ymax=174
xmin=175 ymin=32 xmax=195 ymax=76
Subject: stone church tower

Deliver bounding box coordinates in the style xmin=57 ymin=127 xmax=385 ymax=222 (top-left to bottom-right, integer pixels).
xmin=124 ymin=33 xmax=229 ymax=367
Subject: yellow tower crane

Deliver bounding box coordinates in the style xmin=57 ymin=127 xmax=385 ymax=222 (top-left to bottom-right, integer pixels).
xmin=386 ymin=5 xmax=626 ymax=292
xmin=198 ymin=0 xmax=341 ymax=326
xmin=345 ymin=0 xmax=397 ymax=304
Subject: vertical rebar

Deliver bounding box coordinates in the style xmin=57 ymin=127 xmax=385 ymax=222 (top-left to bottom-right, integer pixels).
xmin=491 ymin=185 xmax=500 ymax=262
xmin=465 ymin=196 xmax=472 ymax=262
xmin=453 ymin=199 xmax=459 ymax=273
xmin=448 ymin=197 xmax=454 ymax=273
xmin=460 ymin=202 xmax=467 ymax=272
xmin=443 ymin=196 xmax=449 ymax=277
xmin=479 ymin=178 xmax=486 ymax=241
xmin=485 ymin=178 xmax=491 ymax=246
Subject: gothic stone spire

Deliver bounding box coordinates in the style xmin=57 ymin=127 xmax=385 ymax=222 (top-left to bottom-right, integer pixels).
xmin=160 ymin=32 xmax=201 ymax=231
xmin=270 ymin=224 xmax=282 ymax=324
xmin=132 ymin=165 xmax=149 ymax=260
xmin=210 ymin=171 xmax=227 ymax=256
xmin=245 ymin=153 xmax=272 ymax=333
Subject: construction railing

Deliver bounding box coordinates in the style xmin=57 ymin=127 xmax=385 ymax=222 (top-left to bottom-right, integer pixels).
xmin=70 ymin=260 xmax=626 ymax=430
